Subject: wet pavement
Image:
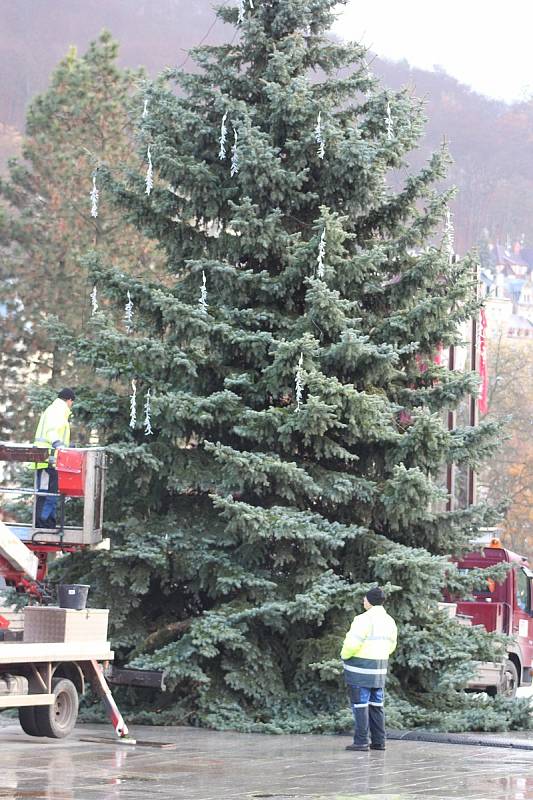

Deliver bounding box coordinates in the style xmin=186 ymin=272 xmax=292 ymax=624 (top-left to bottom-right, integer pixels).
xmin=2 ymin=718 xmax=533 ymax=800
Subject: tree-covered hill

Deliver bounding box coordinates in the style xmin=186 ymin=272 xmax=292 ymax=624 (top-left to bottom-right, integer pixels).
xmin=1 ymin=0 xmax=532 ymax=254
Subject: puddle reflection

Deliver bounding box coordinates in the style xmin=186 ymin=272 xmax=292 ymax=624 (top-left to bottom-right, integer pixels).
xmin=1 ymin=747 xmax=131 ymax=800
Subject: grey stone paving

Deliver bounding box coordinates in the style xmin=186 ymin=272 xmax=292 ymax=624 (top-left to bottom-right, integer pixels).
xmin=1 ymin=719 xmax=533 ymax=799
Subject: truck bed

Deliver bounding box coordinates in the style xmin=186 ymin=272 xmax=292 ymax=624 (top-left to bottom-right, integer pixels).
xmin=0 ymin=641 xmax=114 ymax=664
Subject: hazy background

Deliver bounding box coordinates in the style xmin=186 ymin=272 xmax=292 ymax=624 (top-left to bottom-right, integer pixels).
xmin=334 ymin=0 xmax=533 ymax=103
xmin=1 ymin=0 xmax=532 ymax=255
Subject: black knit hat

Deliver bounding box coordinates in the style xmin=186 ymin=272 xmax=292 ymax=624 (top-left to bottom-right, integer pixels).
xmin=366 ymin=587 xmax=385 ymax=606
xmin=58 ymin=388 xmax=76 ymax=402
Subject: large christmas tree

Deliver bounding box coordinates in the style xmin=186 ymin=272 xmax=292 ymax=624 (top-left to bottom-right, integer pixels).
xmin=53 ymin=1 xmax=529 ymax=731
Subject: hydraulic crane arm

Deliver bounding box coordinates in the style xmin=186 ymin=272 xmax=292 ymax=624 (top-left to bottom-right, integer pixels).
xmin=0 ymin=521 xmax=39 ymax=583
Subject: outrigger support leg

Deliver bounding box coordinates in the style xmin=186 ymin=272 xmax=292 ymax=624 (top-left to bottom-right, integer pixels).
xmin=85 ymin=659 xmax=133 ymax=741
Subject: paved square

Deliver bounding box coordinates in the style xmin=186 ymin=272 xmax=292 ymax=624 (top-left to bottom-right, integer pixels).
xmin=1 ymin=719 xmax=533 ymax=799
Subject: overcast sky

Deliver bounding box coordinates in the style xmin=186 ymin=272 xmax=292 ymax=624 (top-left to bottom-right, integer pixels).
xmin=333 ymin=0 xmax=532 ymax=103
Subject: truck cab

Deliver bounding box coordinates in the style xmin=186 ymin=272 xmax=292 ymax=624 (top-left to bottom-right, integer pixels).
xmin=454 ymin=538 xmax=533 ymax=696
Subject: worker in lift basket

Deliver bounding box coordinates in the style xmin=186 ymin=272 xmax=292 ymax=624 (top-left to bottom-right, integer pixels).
xmin=32 ymin=388 xmax=75 ymax=529
xmin=341 ymin=586 xmax=397 ymax=752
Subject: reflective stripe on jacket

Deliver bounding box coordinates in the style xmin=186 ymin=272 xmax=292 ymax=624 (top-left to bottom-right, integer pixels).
xmin=341 ymin=605 xmax=397 ymax=688
xmin=32 ymin=398 xmax=71 ymax=469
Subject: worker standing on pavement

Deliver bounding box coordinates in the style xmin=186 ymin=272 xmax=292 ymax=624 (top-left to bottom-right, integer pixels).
xmin=341 ymin=586 xmax=397 ymax=752
xmin=32 ymin=388 xmax=75 ymax=529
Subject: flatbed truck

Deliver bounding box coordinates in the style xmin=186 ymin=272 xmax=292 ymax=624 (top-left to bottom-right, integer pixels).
xmin=0 ymin=638 xmax=127 ymax=739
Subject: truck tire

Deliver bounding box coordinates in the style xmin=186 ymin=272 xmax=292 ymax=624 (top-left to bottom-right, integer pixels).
xmin=499 ymin=659 xmax=519 ymax=699
xmin=18 ymin=706 xmax=43 ymax=737
xmin=34 ymin=678 xmax=79 ymax=738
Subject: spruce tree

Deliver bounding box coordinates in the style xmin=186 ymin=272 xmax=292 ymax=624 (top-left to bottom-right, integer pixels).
xmin=53 ymin=1 xmax=529 ymax=732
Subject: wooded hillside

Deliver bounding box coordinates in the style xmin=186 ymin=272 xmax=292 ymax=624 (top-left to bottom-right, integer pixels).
xmin=1 ymin=1 xmax=531 ymax=254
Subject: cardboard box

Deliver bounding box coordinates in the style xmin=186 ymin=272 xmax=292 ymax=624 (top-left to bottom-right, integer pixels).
xmin=23 ymin=606 xmax=109 ymax=644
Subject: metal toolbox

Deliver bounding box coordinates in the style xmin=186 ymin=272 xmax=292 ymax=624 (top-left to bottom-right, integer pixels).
xmin=23 ymin=606 xmax=109 ymax=643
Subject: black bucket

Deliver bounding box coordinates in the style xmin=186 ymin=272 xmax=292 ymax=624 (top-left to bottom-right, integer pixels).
xmin=57 ymin=584 xmax=90 ymax=610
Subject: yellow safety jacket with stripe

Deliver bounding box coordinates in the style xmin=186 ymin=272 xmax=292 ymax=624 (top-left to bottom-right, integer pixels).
xmin=32 ymin=398 xmax=71 ymax=469
xmin=341 ymin=605 xmax=397 ymax=688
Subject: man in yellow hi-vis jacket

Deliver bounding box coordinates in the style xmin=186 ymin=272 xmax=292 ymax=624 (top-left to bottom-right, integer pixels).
xmin=33 ymin=388 xmax=75 ymax=528
xmin=341 ymin=586 xmax=397 ymax=751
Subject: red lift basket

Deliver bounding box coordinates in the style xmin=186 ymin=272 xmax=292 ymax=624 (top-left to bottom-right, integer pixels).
xmin=56 ymin=449 xmax=86 ymax=497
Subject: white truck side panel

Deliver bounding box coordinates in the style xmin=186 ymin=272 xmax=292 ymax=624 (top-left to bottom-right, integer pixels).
xmin=0 ymin=641 xmax=114 ymax=664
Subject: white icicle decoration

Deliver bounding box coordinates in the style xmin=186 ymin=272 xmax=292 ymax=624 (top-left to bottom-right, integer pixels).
xmin=142 ymin=97 xmax=149 ymax=118
xmin=230 ymin=127 xmax=239 ymax=176
xmin=124 ymin=290 xmax=134 ymax=332
xmin=362 ymin=59 xmax=372 ymax=97
xmin=444 ymin=207 xmax=454 ymax=264
xmin=317 ymin=228 xmax=326 ymax=278
xmin=90 ymin=174 xmax=99 ymax=218
xmin=314 ymin=111 xmax=325 ymax=160
xmin=129 ymin=380 xmax=137 ymax=429
xmin=90 ymin=285 xmax=98 ymax=315
xmin=295 ymin=353 xmax=304 ymax=413
xmin=145 ymin=145 xmax=153 ymax=195
xmin=237 ymin=0 xmax=253 ymax=23
xmin=199 ymin=271 xmax=208 ymax=313
xmin=386 ymin=101 xmax=394 ymax=141
xmin=219 ymin=112 xmax=228 ymax=160
xmin=144 ymin=388 xmax=153 ymax=436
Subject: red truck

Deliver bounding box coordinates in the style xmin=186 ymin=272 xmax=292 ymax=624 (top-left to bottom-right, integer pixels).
xmin=451 ymin=537 xmax=533 ymax=698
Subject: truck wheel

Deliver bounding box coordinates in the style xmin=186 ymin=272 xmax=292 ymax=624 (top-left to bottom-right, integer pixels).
xmin=34 ymin=678 xmax=79 ymax=738
xmin=499 ymin=659 xmax=519 ymax=699
xmin=18 ymin=706 xmax=43 ymax=737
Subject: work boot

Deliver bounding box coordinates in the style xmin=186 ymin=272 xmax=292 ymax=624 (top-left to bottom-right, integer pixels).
xmin=345 ymin=744 xmax=369 ymax=751
xmin=370 ymin=743 xmax=386 ymax=750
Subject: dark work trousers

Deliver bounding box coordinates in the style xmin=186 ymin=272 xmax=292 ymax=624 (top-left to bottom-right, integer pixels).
xmin=36 ymin=467 xmax=58 ymax=527
xmin=349 ymin=685 xmax=385 ymax=747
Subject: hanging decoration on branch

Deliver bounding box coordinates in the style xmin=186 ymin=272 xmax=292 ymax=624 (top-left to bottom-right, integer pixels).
xmin=143 ymin=388 xmax=153 ymax=436
xmin=199 ymin=271 xmax=208 ymax=313
xmin=230 ymin=127 xmax=239 ymax=176
xmin=90 ymin=173 xmax=99 ymax=218
xmin=90 ymin=286 xmax=98 ymax=315
xmin=129 ymin=380 xmax=137 ymax=429
xmin=124 ymin=290 xmax=134 ymax=332
xmin=295 ymin=353 xmax=304 ymax=413
xmin=142 ymin=97 xmax=149 ymax=118
xmin=317 ymin=228 xmax=326 ymax=278
xmin=386 ymin=101 xmax=394 ymax=141
xmin=314 ymin=112 xmax=325 ymax=160
xmin=362 ymin=60 xmax=373 ymax=97
xmin=145 ymin=145 xmax=153 ymax=195
xmin=237 ymin=0 xmax=254 ymax=24
xmin=443 ymin=207 xmax=454 ymax=264
xmin=219 ymin=112 xmax=228 ymax=160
